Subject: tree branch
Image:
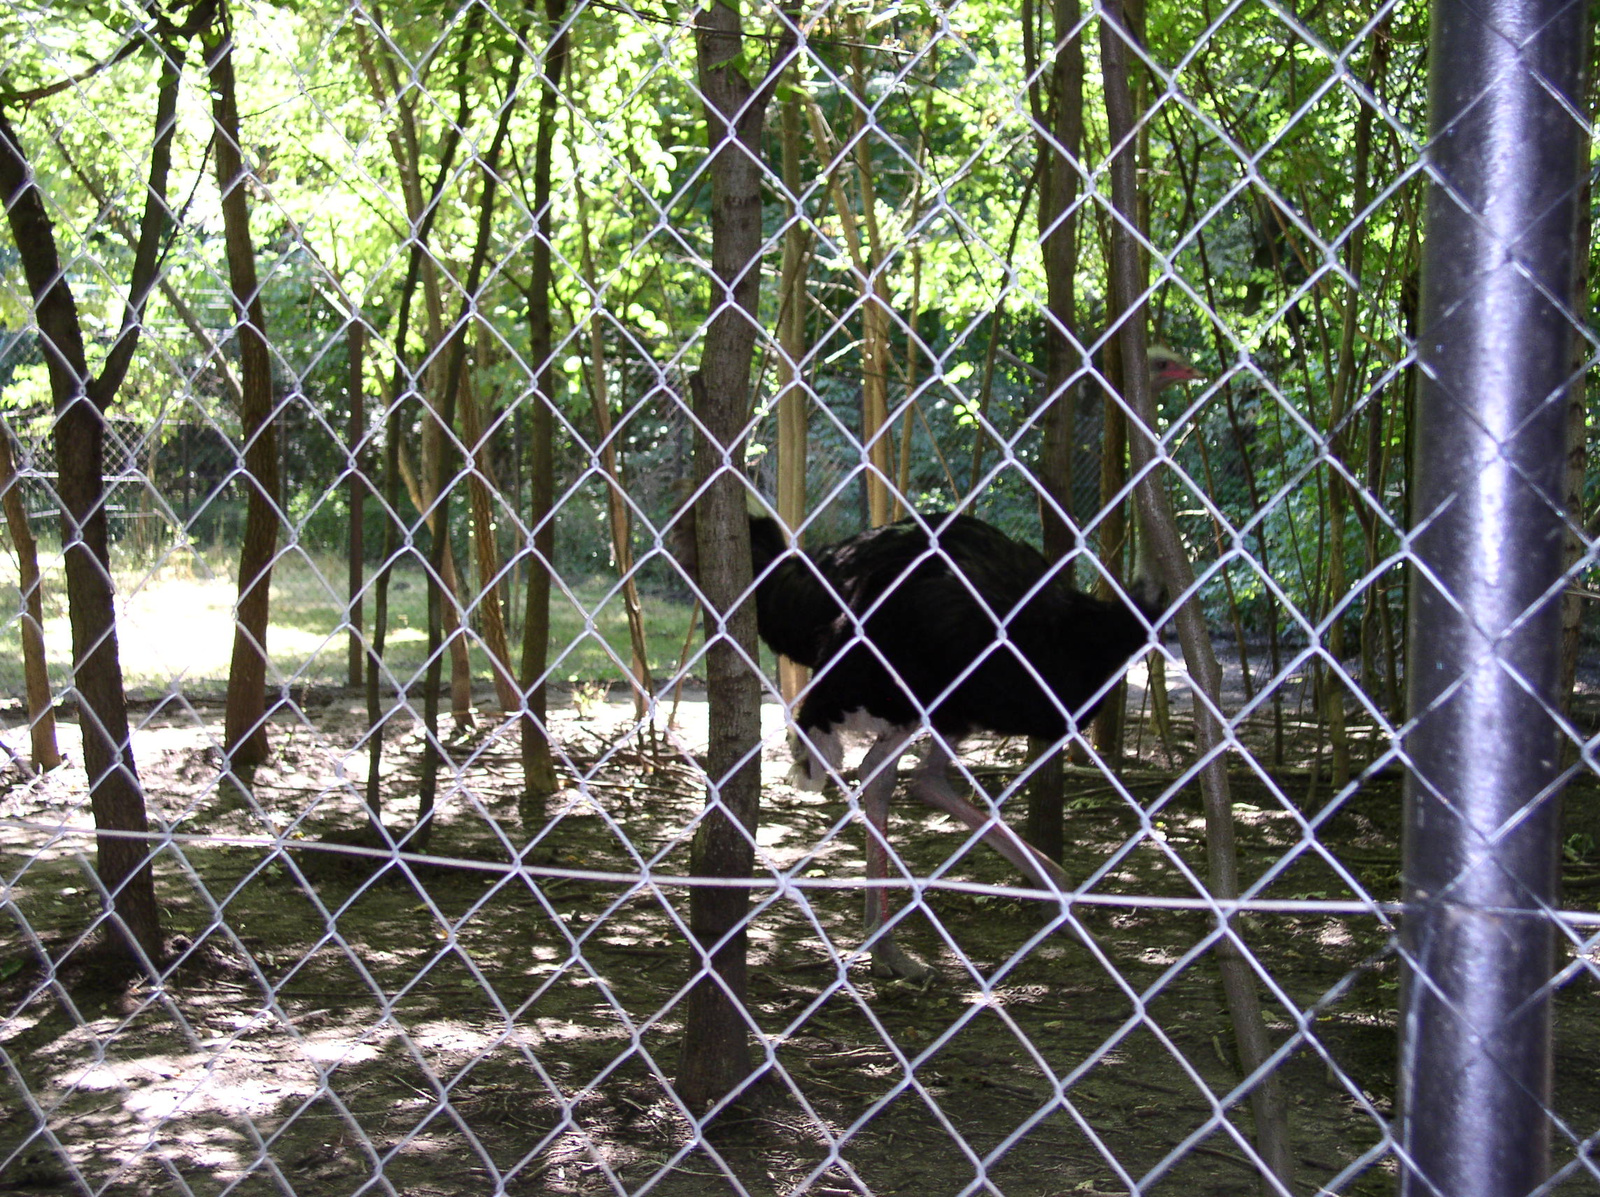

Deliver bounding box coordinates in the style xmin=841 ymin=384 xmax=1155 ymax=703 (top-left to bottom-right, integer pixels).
xmin=91 ymin=37 xmax=184 ymax=407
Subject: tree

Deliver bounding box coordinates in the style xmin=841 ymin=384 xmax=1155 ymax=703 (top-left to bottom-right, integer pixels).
xmin=1100 ymin=2 xmax=1292 ymax=1185
xmin=0 ymin=426 xmax=60 ymax=771
xmin=773 ymin=84 xmax=811 ymax=705
xmin=515 ymin=0 xmax=571 ymax=822
xmin=358 ymin=4 xmax=481 ymax=831
xmin=354 ymin=4 xmax=481 ymax=729
xmin=1023 ymin=0 xmax=1086 ymax=862
xmin=675 ymin=0 xmax=795 ymax=1111
xmin=208 ymin=7 xmax=282 ymax=771
xmin=416 ymin=13 xmax=529 ymax=852
xmin=347 ymin=319 xmax=366 ymax=690
xmin=0 ymin=36 xmax=186 ymax=970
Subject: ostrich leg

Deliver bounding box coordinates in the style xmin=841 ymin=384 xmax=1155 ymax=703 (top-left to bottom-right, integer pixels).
xmin=906 ymin=741 xmax=1070 ymax=893
xmin=853 ymin=728 xmax=933 ymax=980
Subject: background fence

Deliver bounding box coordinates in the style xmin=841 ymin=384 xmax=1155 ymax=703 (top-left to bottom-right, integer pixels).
xmin=0 ymin=0 xmax=1595 ymax=1192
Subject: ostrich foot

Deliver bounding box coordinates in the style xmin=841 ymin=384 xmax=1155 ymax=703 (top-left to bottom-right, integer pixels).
xmin=869 ymin=935 xmax=936 ymax=982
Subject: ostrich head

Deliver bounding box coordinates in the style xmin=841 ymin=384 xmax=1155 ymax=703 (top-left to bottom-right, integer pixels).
xmin=1148 ymin=346 xmax=1204 ymax=391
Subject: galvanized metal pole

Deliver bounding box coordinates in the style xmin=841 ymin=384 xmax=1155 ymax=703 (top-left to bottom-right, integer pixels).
xmin=1401 ymin=0 xmax=1588 ymax=1193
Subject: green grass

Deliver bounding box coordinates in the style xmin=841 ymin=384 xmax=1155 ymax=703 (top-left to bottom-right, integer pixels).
xmin=0 ymin=542 xmax=704 ymax=700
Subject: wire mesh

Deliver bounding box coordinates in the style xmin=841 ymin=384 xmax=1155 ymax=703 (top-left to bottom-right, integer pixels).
xmin=0 ymin=0 xmax=1594 ymax=1193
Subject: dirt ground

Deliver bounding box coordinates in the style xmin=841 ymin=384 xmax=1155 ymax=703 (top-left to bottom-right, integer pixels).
xmin=1 ymin=675 xmax=1598 ymax=1196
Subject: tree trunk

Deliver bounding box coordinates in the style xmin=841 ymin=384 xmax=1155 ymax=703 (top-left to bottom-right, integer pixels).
xmin=801 ymin=92 xmax=892 ymax=528
xmin=357 ymin=7 xmax=479 ymax=729
xmin=676 ymin=1 xmax=793 ymax=1111
xmin=848 ymin=26 xmax=893 ymax=528
xmin=517 ymin=0 xmax=570 ymax=824
xmin=417 ymin=415 xmax=478 ymax=729
xmin=207 ymin=20 xmax=281 ymax=770
xmin=1024 ymin=0 xmax=1084 ymax=860
xmin=0 ymin=429 xmax=61 ymax=771
xmin=893 ymin=73 xmax=937 ymax=524
xmin=416 ymin=18 xmax=527 ymax=851
xmin=774 ymin=87 xmax=811 ymax=706
xmin=570 ymin=148 xmax=654 ymax=720
xmin=394 ymin=440 xmax=476 ymax=712
xmin=347 ymin=320 xmax=366 ymax=690
xmin=1092 ymin=339 xmax=1129 ymax=763
xmin=1188 ymin=199 xmax=1286 ymax=764
xmin=459 ymin=368 xmax=520 ymax=713
xmin=1321 ymin=30 xmax=1389 ymax=790
xmin=0 ymin=81 xmax=176 ymax=970
xmin=361 ymin=11 xmax=476 ymax=829
xmin=1099 ymin=5 xmax=1293 ymax=1188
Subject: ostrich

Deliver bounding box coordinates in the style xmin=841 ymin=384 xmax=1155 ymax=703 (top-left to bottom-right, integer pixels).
xmin=752 ymin=348 xmax=1200 ymax=979
xmin=751 ymin=510 xmax=1162 ymax=977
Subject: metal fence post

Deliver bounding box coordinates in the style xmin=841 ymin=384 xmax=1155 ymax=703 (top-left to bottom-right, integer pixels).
xmin=1400 ymin=0 xmax=1588 ymax=1192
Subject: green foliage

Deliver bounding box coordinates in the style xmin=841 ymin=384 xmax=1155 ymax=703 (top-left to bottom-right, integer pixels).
xmin=0 ymin=0 xmax=1586 ymax=706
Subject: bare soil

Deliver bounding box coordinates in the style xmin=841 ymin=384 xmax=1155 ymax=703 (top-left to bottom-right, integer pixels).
xmin=1 ymin=686 xmax=1598 ymax=1196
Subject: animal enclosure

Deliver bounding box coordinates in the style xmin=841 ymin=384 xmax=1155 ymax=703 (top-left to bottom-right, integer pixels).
xmin=1 ymin=0 xmax=1597 ymax=1194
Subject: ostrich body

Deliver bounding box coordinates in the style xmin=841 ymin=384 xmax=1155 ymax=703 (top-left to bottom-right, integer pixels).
xmin=750 ymin=511 xmax=1163 ymax=978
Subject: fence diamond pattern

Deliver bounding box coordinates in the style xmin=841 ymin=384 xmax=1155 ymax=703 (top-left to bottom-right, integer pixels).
xmin=0 ymin=0 xmax=1595 ymax=1193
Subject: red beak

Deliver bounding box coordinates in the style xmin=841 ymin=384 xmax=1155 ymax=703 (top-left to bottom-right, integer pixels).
xmin=1154 ymin=358 xmax=1205 ymax=388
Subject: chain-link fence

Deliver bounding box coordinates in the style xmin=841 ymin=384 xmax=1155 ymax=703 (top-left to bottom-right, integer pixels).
xmin=0 ymin=0 xmax=1595 ymax=1192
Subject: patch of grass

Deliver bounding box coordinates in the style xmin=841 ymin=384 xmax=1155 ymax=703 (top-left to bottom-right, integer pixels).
xmin=0 ymin=541 xmax=703 ymax=699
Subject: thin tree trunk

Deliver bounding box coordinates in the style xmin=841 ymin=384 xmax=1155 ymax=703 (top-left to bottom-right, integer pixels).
xmin=1099 ymin=6 xmax=1293 ymax=1189
xmin=208 ymin=17 xmax=280 ymax=770
xmin=364 ymin=390 xmax=399 ymax=829
xmin=591 ymin=364 xmax=655 ymax=720
xmin=893 ymin=72 xmax=933 ymax=523
xmin=1323 ymin=449 xmax=1351 ymax=787
xmin=394 ymin=433 xmax=476 ymax=702
xmin=1024 ymin=0 xmax=1083 ymax=861
xmin=1321 ymin=30 xmax=1389 ymax=790
xmin=347 ymin=320 xmax=366 ymax=689
xmin=0 ymin=429 xmax=60 ymax=770
xmin=517 ymin=0 xmax=570 ymax=823
xmin=1158 ymin=129 xmax=1258 ymax=713
xmin=1191 ymin=213 xmax=1285 ymax=764
xmin=676 ymin=0 xmax=794 ymax=1111
xmin=459 ymin=344 xmax=521 ymax=714
xmin=419 ymin=413 xmax=477 ymax=728
xmin=849 ymin=25 xmax=893 ymax=527
xmin=417 ymin=25 xmax=526 ymax=851
xmin=508 ymin=402 xmax=525 ymax=640
xmin=1092 ymin=337 xmax=1129 ymax=763
xmin=966 ymin=187 xmax=1038 ymax=497
xmin=0 ymin=65 xmax=178 ymax=969
xmin=1032 ymin=0 xmax=1083 ymax=566
xmin=775 ymin=85 xmax=810 ymax=705
xmin=1359 ymin=363 xmax=1387 ymax=708
xmin=357 ymin=8 xmax=477 ymax=728
xmin=570 ymin=140 xmax=654 ymax=719
xmin=1192 ymin=431 xmax=1255 ymax=709
xmin=362 ymin=19 xmax=476 ymax=829
xmin=801 ymin=94 xmax=892 ymax=527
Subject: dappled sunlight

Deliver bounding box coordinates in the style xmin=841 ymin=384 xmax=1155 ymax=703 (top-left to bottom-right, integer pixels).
xmin=0 ymin=687 xmax=1576 ymax=1194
